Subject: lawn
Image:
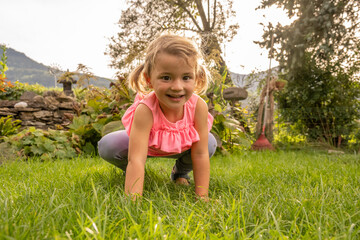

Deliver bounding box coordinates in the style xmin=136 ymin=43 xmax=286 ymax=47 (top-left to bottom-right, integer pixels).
xmin=0 ymin=150 xmax=359 ymax=239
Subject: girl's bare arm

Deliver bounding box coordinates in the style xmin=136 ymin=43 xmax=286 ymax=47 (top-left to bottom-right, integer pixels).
xmin=125 ymin=104 xmax=153 ymax=199
xmin=191 ymin=98 xmax=210 ymax=198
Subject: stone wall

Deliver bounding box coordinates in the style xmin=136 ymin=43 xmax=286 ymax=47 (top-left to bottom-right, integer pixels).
xmin=0 ymin=91 xmax=80 ymax=130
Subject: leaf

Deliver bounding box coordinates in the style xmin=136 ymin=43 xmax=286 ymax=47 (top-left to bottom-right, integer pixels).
xmin=214 ymin=103 xmax=223 ymax=113
xmin=30 ymin=145 xmax=43 ymax=156
xmin=92 ymin=122 xmax=105 ymax=134
xmin=83 ymin=142 xmax=95 ymax=155
xmin=101 ymin=120 xmax=124 ymax=136
xmin=43 ymin=139 xmax=56 ymax=152
xmin=68 ymin=115 xmax=91 ymax=130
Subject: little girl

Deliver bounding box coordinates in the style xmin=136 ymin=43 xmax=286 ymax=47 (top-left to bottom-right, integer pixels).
xmin=98 ymin=34 xmax=217 ymax=200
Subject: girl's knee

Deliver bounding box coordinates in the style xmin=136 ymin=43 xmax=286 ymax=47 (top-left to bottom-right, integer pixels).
xmin=98 ymin=130 xmax=129 ymax=160
xmin=208 ymin=133 xmax=217 ymax=157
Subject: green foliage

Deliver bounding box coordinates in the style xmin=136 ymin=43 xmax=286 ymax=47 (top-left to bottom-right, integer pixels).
xmin=343 ymin=120 xmax=360 ymax=152
xmin=21 ymin=82 xmax=62 ymax=95
xmin=5 ymin=127 xmax=77 ymax=161
xmin=257 ymin=1 xmax=360 ymax=148
xmin=258 ymin=0 xmax=360 ymax=75
xmin=0 ymin=45 xmax=13 ymax=92
xmin=207 ymin=69 xmax=253 ymax=152
xmin=75 ymin=64 xmax=97 ymax=89
xmin=0 ymin=45 xmax=8 ymax=77
xmin=0 ymin=81 xmax=62 ymax=100
xmin=0 ymin=116 xmax=21 ymax=141
xmin=107 ymin=0 xmax=238 ymax=75
xmin=68 ymin=81 xmax=133 ymax=154
xmin=273 ymin=115 xmax=307 ymax=147
xmin=0 ymin=81 xmax=24 ymax=100
xmin=277 ymin=54 xmax=360 ymax=146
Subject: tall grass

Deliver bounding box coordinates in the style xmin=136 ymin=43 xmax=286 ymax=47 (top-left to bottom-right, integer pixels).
xmin=0 ymin=150 xmax=359 ymax=239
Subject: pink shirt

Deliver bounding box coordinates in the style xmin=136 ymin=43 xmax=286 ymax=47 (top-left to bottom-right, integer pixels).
xmin=122 ymin=92 xmax=213 ymax=156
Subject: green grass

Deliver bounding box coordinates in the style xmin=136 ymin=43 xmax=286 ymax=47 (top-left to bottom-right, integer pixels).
xmin=0 ymin=151 xmax=359 ymax=239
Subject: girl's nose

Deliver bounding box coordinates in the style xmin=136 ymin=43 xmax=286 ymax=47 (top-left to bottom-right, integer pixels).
xmin=171 ymin=79 xmax=183 ymax=91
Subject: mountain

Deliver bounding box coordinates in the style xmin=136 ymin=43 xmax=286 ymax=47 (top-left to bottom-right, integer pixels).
xmin=0 ymin=47 xmax=114 ymax=88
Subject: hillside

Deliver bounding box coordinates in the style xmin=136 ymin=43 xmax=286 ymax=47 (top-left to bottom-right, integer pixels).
xmin=0 ymin=47 xmax=113 ymax=88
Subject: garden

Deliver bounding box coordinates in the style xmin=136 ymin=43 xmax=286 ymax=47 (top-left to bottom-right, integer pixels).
xmin=1 ymin=44 xmax=359 ymax=240
xmin=1 ymin=0 xmax=360 ymax=239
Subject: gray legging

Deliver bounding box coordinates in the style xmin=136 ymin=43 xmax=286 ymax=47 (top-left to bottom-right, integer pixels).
xmin=98 ymin=130 xmax=217 ymax=180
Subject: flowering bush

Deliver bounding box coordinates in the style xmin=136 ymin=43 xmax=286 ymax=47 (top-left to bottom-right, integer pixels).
xmin=0 ymin=45 xmax=13 ymax=92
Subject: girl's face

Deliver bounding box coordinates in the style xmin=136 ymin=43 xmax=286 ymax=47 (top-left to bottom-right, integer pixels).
xmin=146 ymin=52 xmax=196 ymax=115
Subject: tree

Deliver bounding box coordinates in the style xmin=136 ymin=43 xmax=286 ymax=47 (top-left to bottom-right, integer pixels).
xmin=256 ymin=0 xmax=360 ymax=146
xmin=257 ymin=0 xmax=360 ymax=74
xmin=107 ymin=0 xmax=238 ymax=76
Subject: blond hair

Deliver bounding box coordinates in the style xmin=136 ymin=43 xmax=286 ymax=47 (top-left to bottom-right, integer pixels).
xmin=128 ymin=34 xmax=211 ymax=95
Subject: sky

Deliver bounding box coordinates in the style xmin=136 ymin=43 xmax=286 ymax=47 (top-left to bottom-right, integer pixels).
xmin=1 ymin=0 xmax=292 ymax=79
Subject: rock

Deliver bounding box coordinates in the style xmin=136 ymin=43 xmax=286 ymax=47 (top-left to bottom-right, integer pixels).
xmin=28 ymin=101 xmax=47 ymax=109
xmin=27 ymin=96 xmax=47 ymax=109
xmin=33 ymin=95 xmax=45 ymax=104
xmin=0 ymin=100 xmax=19 ymax=108
xmin=14 ymin=107 xmax=41 ymax=112
xmin=58 ymin=102 xmax=74 ymax=109
xmin=20 ymin=91 xmax=38 ymax=101
xmin=43 ymin=91 xmax=60 ymax=98
xmin=33 ymin=110 xmax=53 ymax=119
xmin=14 ymin=102 xmax=28 ymax=108
xmin=0 ymin=108 xmax=16 ymax=116
xmin=328 ymin=150 xmax=345 ymax=154
xmin=0 ymin=89 xmax=77 ymax=130
xmin=22 ymin=120 xmax=46 ymax=126
xmin=223 ymin=87 xmax=248 ymax=101
xmin=56 ymin=93 xmax=75 ymax=102
xmin=20 ymin=112 xmax=34 ymax=120
xmin=44 ymin=96 xmax=60 ymax=110
xmin=63 ymin=112 xmax=74 ymax=121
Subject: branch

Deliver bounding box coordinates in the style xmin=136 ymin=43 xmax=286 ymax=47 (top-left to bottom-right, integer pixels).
xmin=162 ymin=26 xmax=200 ymax=33
xmin=169 ymin=0 xmax=203 ymax=31
xmin=195 ymin=0 xmax=210 ymax=30
xmin=211 ymin=0 xmax=217 ymax=29
xmin=208 ymin=0 xmax=210 ymax=25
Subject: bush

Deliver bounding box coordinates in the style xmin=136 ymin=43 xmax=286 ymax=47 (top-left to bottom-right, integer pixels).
xmin=277 ymin=54 xmax=360 ymax=147
xmin=5 ymin=127 xmax=77 ymax=161
xmin=207 ymin=69 xmax=254 ymax=153
xmin=68 ymin=80 xmax=133 ymax=154
xmin=0 ymin=45 xmax=13 ymax=92
xmin=0 ymin=81 xmax=25 ymax=100
xmin=0 ymin=116 xmax=21 ymax=141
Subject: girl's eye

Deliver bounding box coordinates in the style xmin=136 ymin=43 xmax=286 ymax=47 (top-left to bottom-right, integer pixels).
xmin=161 ymin=76 xmax=171 ymax=81
xmin=183 ymin=76 xmax=191 ymax=80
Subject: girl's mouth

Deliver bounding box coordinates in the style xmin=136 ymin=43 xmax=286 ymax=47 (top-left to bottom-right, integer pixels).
xmin=167 ymin=94 xmax=185 ymax=101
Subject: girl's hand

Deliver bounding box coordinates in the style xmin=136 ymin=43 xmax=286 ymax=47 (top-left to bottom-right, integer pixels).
xmin=195 ymin=195 xmax=210 ymax=202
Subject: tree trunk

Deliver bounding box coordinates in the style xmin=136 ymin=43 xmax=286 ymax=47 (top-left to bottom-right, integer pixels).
xmin=200 ymin=34 xmax=230 ymax=83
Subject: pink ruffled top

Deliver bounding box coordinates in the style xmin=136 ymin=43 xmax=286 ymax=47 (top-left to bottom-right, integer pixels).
xmin=122 ymin=92 xmax=213 ymax=156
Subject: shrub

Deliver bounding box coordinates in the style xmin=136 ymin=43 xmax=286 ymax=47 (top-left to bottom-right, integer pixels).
xmin=5 ymin=127 xmax=77 ymax=161
xmin=277 ymin=54 xmax=360 ymax=147
xmin=0 ymin=116 xmax=21 ymax=141
xmin=207 ymin=69 xmax=254 ymax=153
xmin=0 ymin=45 xmax=13 ymax=92
xmin=68 ymin=80 xmax=133 ymax=154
